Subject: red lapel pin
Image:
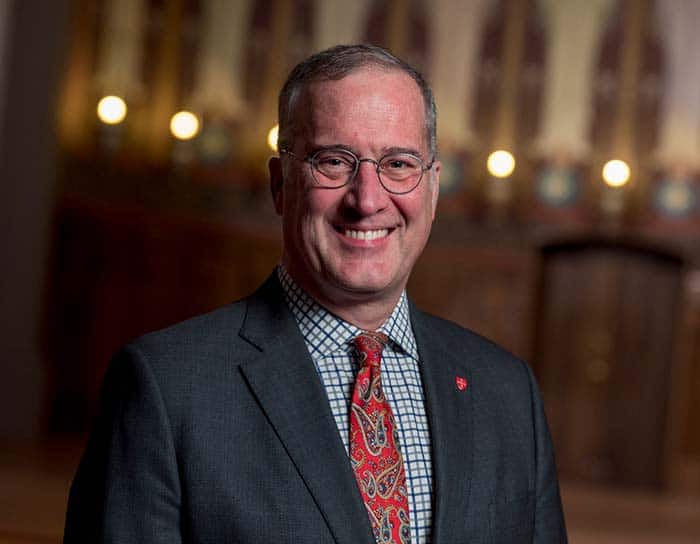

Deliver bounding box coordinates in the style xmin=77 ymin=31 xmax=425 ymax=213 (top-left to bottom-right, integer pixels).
xmin=455 ymin=376 xmax=468 ymax=391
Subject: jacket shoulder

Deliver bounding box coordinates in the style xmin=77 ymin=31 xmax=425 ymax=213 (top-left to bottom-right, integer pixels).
xmin=413 ymin=308 xmax=521 ymax=363
xmin=128 ymin=272 xmax=284 ymax=359
xmin=131 ymin=298 xmax=249 ymax=355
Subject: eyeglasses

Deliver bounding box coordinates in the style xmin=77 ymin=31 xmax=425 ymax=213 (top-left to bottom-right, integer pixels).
xmin=280 ymin=147 xmax=434 ymax=195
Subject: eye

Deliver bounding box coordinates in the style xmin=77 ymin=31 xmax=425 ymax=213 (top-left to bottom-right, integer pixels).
xmin=322 ymin=157 xmax=349 ymax=167
xmin=313 ymin=150 xmax=356 ymax=172
xmin=387 ymin=159 xmax=406 ymax=169
xmin=380 ymin=154 xmax=421 ymax=170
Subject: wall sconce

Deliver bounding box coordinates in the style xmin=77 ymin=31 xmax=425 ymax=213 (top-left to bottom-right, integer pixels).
xmin=487 ymin=149 xmax=516 ymax=178
xmin=267 ymin=124 xmax=279 ymax=152
xmin=97 ymin=95 xmax=127 ymax=125
xmin=602 ymin=159 xmax=630 ymax=187
xmin=170 ymin=111 xmax=200 ymax=140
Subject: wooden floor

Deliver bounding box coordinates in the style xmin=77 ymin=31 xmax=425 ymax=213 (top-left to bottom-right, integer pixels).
xmin=561 ymin=483 xmax=700 ymax=543
xmin=2 ymin=439 xmax=699 ymax=543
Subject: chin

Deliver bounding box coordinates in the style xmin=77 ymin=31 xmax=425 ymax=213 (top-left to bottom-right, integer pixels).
xmin=329 ymin=269 xmax=401 ymax=297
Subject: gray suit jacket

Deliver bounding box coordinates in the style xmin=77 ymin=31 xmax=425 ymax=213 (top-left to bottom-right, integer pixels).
xmin=64 ymin=273 xmax=567 ymax=543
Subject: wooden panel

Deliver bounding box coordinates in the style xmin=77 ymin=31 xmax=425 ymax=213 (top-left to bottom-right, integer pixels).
xmin=45 ymin=197 xmax=281 ymax=432
xmin=535 ymin=244 xmax=682 ymax=488
xmin=665 ymin=270 xmax=700 ymax=493
xmin=408 ymin=242 xmax=537 ymax=361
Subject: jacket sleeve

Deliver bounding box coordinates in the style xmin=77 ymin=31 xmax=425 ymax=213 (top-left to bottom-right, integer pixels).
xmin=63 ymin=345 xmax=182 ymax=543
xmin=526 ymin=363 xmax=568 ymax=543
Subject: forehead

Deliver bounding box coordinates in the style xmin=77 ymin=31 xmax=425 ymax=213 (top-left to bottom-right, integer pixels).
xmin=294 ymin=68 xmax=427 ymax=152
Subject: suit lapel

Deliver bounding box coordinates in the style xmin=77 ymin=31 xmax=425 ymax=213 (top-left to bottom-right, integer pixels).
xmin=237 ymin=275 xmax=375 ymax=544
xmin=412 ymin=306 xmax=475 ymax=543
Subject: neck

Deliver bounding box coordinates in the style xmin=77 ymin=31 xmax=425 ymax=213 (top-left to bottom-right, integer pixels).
xmin=316 ymin=291 xmax=399 ymax=331
xmin=283 ymin=267 xmax=402 ymax=331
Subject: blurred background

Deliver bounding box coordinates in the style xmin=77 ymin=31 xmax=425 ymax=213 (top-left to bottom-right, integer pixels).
xmin=2 ymin=0 xmax=700 ymax=542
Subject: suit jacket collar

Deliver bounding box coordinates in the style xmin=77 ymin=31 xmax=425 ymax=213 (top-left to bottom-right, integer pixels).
xmin=237 ymin=274 xmax=376 ymax=544
xmin=411 ymin=302 xmax=476 ymax=544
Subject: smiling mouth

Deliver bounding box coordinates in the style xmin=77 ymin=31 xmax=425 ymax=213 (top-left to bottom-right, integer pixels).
xmin=337 ymin=227 xmax=391 ymax=241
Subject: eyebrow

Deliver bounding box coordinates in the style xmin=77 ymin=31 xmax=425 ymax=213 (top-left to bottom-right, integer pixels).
xmin=308 ymin=144 xmax=426 ymax=159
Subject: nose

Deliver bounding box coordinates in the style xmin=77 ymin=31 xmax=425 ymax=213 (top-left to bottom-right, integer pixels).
xmin=343 ymin=160 xmax=389 ymax=215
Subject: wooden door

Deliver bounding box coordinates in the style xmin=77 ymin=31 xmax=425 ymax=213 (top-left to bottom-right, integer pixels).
xmin=535 ymin=243 xmax=682 ymax=488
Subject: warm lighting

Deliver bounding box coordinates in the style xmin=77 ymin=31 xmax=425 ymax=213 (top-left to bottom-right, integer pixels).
xmin=602 ymin=159 xmax=630 ymax=187
xmin=170 ymin=111 xmax=200 ymax=140
xmin=97 ymin=95 xmax=127 ymax=125
xmin=487 ymin=150 xmax=516 ymax=178
xmin=267 ymin=124 xmax=279 ymax=152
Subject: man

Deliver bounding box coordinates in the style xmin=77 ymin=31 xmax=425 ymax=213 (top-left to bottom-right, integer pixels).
xmin=64 ymin=44 xmax=567 ymax=543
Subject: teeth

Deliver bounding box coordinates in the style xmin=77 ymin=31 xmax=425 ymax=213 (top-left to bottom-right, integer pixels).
xmin=344 ymin=229 xmax=389 ymax=240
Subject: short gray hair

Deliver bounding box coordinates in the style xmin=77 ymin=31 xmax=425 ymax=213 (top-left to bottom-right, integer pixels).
xmin=278 ymin=44 xmax=437 ymax=158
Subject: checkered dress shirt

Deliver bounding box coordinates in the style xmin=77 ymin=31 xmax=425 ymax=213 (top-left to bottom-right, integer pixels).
xmin=278 ymin=265 xmax=433 ymax=543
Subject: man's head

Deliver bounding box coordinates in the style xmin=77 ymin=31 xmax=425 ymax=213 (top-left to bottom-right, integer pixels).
xmin=277 ymin=44 xmax=437 ymax=158
xmin=270 ymin=45 xmax=440 ymax=328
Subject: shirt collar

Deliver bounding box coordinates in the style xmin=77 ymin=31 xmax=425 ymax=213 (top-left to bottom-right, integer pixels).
xmin=277 ymin=264 xmax=418 ymax=360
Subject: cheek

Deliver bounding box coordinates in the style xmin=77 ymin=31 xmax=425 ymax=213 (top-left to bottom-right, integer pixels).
xmin=302 ymin=188 xmax=343 ymax=221
xmin=397 ymin=190 xmax=435 ymax=230
xmin=286 ymin=188 xmax=338 ymax=241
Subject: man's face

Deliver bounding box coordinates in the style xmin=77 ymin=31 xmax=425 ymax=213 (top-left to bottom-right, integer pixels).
xmin=270 ymin=67 xmax=440 ymax=311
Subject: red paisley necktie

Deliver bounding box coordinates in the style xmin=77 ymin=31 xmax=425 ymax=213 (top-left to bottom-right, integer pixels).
xmin=350 ymin=332 xmax=411 ymax=544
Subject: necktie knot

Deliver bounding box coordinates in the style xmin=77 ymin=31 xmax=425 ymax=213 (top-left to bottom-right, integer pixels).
xmin=354 ymin=332 xmax=388 ymax=368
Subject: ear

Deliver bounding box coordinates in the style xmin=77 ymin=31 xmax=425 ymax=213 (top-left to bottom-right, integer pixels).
xmin=269 ymin=156 xmax=284 ymax=216
xmin=429 ymin=160 xmax=441 ymax=220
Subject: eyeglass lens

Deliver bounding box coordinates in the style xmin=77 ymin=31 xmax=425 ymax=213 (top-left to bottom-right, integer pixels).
xmin=311 ymin=149 xmax=425 ymax=193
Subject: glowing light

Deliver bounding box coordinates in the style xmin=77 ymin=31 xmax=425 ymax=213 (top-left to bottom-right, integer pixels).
xmin=170 ymin=111 xmax=200 ymax=140
xmin=602 ymin=159 xmax=630 ymax=187
xmin=487 ymin=150 xmax=516 ymax=178
xmin=267 ymin=124 xmax=279 ymax=151
xmin=97 ymin=95 xmax=127 ymax=125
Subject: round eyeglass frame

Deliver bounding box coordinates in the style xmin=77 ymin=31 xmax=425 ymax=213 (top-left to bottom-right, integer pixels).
xmin=279 ymin=147 xmax=434 ymax=195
